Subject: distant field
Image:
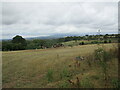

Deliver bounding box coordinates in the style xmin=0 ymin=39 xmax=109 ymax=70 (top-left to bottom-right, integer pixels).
xmin=62 ymin=39 xmax=117 ymax=46
xmin=62 ymin=40 xmax=96 ymax=46
xmin=2 ymin=43 xmax=118 ymax=88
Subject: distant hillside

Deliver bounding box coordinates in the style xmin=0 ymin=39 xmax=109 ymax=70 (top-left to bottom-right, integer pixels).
xmin=1 ymin=32 xmax=117 ymax=40
xmin=25 ymin=33 xmax=81 ymax=40
xmin=25 ymin=33 xmax=90 ymax=40
xmin=23 ymin=32 xmax=118 ymax=40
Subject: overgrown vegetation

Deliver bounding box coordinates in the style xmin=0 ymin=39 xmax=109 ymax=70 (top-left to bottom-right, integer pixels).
xmin=60 ymin=68 xmax=71 ymax=80
xmin=80 ymin=77 xmax=94 ymax=88
xmin=56 ymin=44 xmax=119 ymax=88
xmin=111 ymin=78 xmax=120 ymax=88
xmin=46 ymin=69 xmax=54 ymax=82
xmin=2 ymin=42 xmax=118 ymax=88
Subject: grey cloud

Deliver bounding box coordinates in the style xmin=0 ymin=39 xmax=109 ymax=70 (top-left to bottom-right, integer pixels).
xmin=2 ymin=3 xmax=21 ymax=25
xmin=2 ymin=2 xmax=118 ymax=39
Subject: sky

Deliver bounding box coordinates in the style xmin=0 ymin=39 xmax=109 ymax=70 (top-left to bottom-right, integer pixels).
xmin=1 ymin=1 xmax=118 ymax=39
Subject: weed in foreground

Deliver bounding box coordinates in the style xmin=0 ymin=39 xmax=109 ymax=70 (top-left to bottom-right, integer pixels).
xmin=91 ymin=75 xmax=100 ymax=80
xmin=68 ymin=77 xmax=81 ymax=88
xmin=46 ymin=69 xmax=53 ymax=82
xmin=93 ymin=47 xmax=118 ymax=88
xmin=80 ymin=77 xmax=94 ymax=88
xmin=111 ymin=78 xmax=120 ymax=88
xmin=60 ymin=68 xmax=71 ymax=80
xmin=58 ymin=81 xmax=69 ymax=88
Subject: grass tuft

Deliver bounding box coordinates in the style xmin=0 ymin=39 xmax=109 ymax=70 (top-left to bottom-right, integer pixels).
xmin=46 ymin=69 xmax=54 ymax=82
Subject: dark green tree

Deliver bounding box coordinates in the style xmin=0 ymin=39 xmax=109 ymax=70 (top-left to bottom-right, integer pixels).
xmin=12 ymin=35 xmax=27 ymax=50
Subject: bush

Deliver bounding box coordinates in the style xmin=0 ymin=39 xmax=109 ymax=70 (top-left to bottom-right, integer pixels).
xmin=60 ymin=69 xmax=71 ymax=79
xmin=94 ymin=48 xmax=104 ymax=61
xmin=104 ymin=40 xmax=107 ymax=43
xmin=94 ymin=47 xmax=112 ymax=62
xmin=79 ymin=42 xmax=84 ymax=45
xmin=111 ymin=78 xmax=120 ymax=88
xmin=109 ymin=40 xmax=111 ymax=43
xmin=94 ymin=48 xmax=110 ymax=73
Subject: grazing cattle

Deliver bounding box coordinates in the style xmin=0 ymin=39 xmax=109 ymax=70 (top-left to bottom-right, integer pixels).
xmin=52 ymin=43 xmax=64 ymax=48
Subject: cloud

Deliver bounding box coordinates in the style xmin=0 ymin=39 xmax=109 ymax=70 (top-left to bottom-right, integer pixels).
xmin=2 ymin=2 xmax=118 ymax=39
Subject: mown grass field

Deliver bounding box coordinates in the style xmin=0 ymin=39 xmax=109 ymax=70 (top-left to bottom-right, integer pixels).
xmin=2 ymin=43 xmax=118 ymax=88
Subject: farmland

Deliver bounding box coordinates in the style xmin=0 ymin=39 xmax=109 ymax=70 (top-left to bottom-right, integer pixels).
xmin=2 ymin=2 xmax=119 ymax=88
xmin=2 ymin=43 xmax=118 ymax=88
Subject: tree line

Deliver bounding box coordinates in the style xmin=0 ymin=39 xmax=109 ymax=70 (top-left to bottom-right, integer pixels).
xmin=2 ymin=34 xmax=119 ymax=51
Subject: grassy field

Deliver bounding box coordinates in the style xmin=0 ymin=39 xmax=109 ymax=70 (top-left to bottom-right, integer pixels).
xmin=62 ymin=40 xmax=100 ymax=46
xmin=62 ymin=39 xmax=118 ymax=46
xmin=2 ymin=43 xmax=118 ymax=88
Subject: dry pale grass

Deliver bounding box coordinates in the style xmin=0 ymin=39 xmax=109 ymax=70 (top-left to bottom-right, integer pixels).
xmin=2 ymin=43 xmax=118 ymax=88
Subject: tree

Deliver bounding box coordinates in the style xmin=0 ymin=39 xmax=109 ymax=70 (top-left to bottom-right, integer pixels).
xmin=12 ymin=35 xmax=27 ymax=50
xmin=12 ymin=35 xmax=26 ymax=44
xmin=2 ymin=41 xmax=13 ymax=51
